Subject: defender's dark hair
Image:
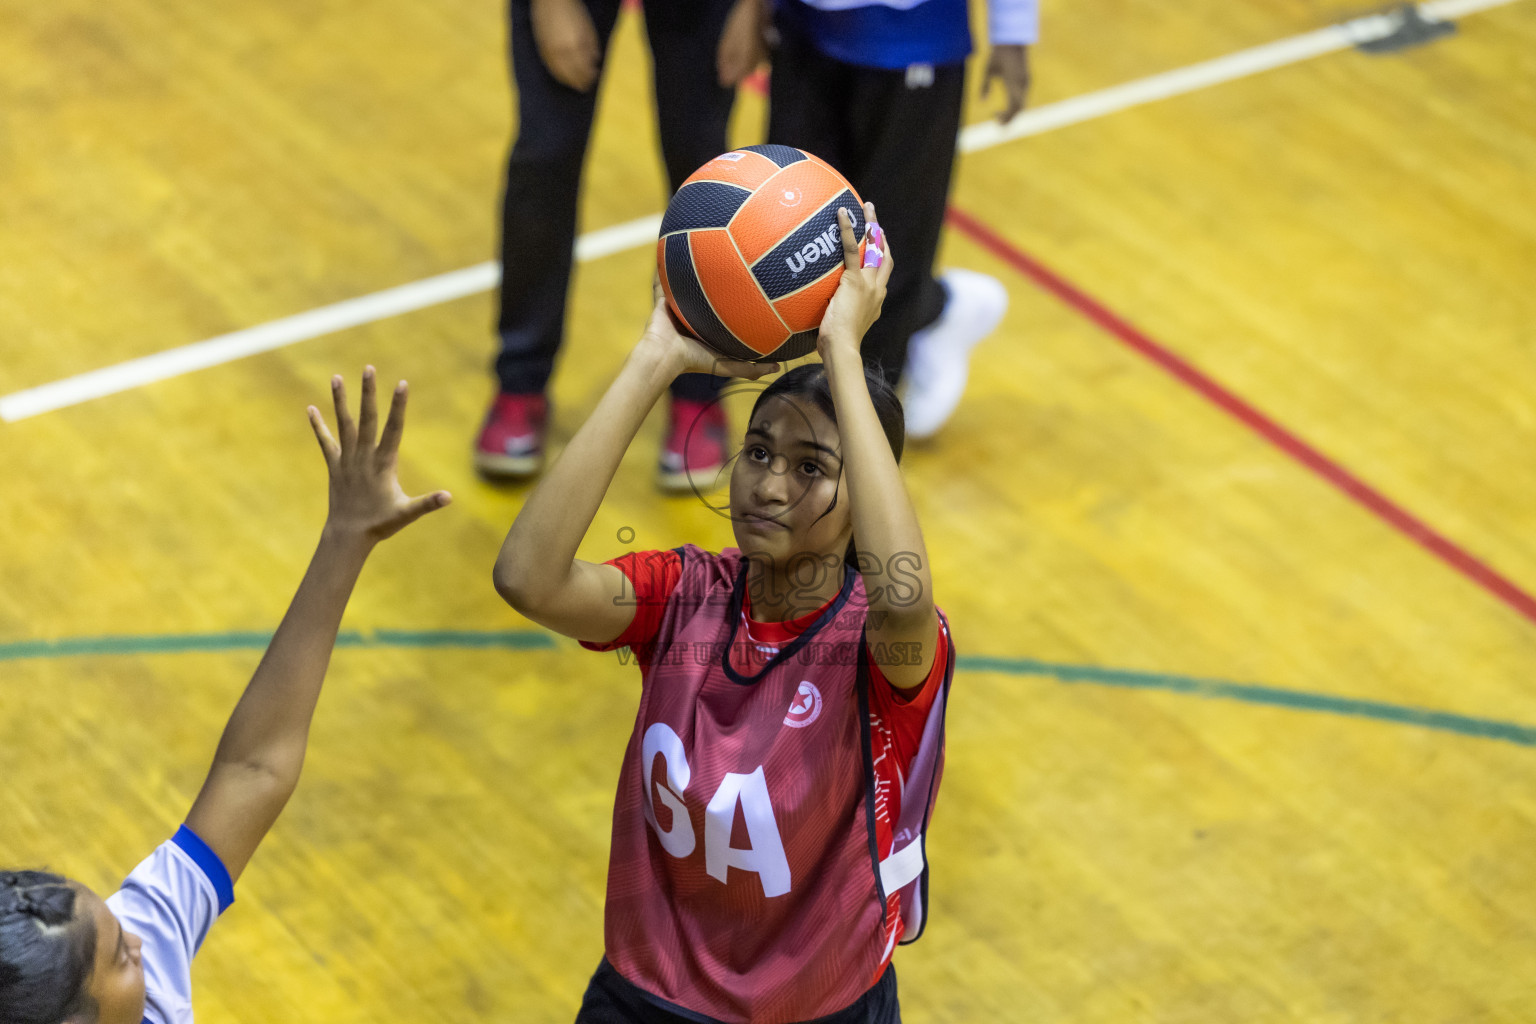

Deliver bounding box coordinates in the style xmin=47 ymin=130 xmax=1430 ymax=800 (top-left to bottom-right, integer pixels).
xmin=0 ymin=871 xmax=98 ymax=1024
xmin=747 ymin=363 xmax=905 ymax=569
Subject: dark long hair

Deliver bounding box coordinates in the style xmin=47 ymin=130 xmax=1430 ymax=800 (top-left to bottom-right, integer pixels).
xmin=0 ymin=871 xmax=97 ymax=1024
xmin=747 ymin=363 xmax=905 ymax=569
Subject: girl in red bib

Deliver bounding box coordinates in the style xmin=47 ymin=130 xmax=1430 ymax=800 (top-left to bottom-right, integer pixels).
xmin=496 ymin=205 xmax=952 ymax=1024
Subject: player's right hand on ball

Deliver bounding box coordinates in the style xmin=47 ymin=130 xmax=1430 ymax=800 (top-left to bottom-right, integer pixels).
xmin=308 ymin=368 xmax=452 ymax=546
xmin=531 ymin=0 xmax=601 ymax=92
xmin=640 ymin=285 xmax=779 ymax=381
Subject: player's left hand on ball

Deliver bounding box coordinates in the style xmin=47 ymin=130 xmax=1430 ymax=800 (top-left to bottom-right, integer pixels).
xmin=307 ymin=367 xmax=452 ymax=544
xmin=817 ymin=202 xmax=892 ymax=358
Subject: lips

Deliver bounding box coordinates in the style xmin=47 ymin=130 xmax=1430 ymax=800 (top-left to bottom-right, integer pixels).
xmin=741 ymin=510 xmax=787 ymax=530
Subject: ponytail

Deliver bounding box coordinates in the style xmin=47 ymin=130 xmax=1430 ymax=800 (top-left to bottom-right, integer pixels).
xmin=0 ymin=871 xmax=97 ymax=1024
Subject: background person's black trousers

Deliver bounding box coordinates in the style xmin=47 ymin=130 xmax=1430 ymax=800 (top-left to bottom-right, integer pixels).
xmin=767 ymin=20 xmax=965 ymax=388
xmin=495 ymin=0 xmax=737 ymax=402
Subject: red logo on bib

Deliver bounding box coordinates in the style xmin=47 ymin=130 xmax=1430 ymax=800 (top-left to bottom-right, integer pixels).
xmin=784 ymin=681 xmax=823 ymax=728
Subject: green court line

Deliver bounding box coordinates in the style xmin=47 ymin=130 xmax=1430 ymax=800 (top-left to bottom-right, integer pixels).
xmin=0 ymin=631 xmax=306 ymax=659
xmin=958 ymin=656 xmax=1536 ymax=748
xmin=369 ymin=629 xmax=555 ymax=650
xmin=1 ymin=631 xmax=1528 ymax=748
xmin=0 ymin=629 xmax=555 ymax=661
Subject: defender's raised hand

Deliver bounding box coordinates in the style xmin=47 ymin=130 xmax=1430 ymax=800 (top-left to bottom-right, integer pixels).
xmin=183 ymin=369 xmax=448 ymax=886
xmin=308 ymin=367 xmax=451 ymax=544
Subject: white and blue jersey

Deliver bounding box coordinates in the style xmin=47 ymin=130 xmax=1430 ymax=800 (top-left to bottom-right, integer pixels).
xmin=105 ymin=826 xmax=235 ymax=1024
xmin=777 ymin=0 xmax=1039 ymax=70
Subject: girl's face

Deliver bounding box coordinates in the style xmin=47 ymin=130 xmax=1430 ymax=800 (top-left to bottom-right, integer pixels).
xmin=77 ymin=885 xmax=146 ymax=1024
xmin=729 ymin=395 xmax=853 ymax=570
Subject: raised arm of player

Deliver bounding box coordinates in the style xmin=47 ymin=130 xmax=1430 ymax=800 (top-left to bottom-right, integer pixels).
xmin=183 ymin=369 xmax=450 ymax=883
xmin=819 ymin=205 xmax=941 ymax=689
xmin=493 ymin=288 xmax=775 ymax=643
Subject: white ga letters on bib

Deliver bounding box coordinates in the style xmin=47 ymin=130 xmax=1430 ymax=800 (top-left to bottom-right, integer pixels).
xmin=641 ymin=723 xmax=792 ymax=898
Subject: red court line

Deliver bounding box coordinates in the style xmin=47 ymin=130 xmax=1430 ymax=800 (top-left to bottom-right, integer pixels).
xmin=944 ymin=205 xmax=1536 ymax=628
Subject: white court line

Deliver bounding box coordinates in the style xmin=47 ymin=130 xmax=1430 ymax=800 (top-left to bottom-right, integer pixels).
xmin=0 ymin=214 xmax=670 ymax=422
xmin=959 ymin=0 xmax=1516 ymax=152
xmin=0 ymin=0 xmax=1518 ymax=423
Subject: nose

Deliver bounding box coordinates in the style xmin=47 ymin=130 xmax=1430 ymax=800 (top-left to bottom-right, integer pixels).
xmin=752 ymin=453 xmax=792 ymax=506
xmin=127 ymin=932 xmax=143 ymax=960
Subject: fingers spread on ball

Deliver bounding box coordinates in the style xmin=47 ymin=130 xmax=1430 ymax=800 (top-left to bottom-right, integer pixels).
xmin=864 ymin=202 xmax=892 ymax=281
xmin=837 ymin=208 xmax=861 ymax=271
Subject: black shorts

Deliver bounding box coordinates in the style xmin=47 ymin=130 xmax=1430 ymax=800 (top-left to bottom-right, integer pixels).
xmin=574 ymin=958 xmax=901 ymax=1024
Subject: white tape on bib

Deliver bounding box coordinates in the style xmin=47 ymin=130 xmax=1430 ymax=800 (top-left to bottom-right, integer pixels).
xmin=879 ymin=834 xmax=925 ymax=895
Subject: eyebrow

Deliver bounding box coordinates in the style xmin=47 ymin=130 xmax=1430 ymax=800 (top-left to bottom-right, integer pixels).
xmin=745 ymin=424 xmax=841 ymax=462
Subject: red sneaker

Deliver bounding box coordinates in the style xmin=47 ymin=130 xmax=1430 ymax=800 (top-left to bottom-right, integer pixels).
xmin=474 ymin=392 xmax=548 ymax=479
xmin=657 ymin=398 xmax=728 ymax=494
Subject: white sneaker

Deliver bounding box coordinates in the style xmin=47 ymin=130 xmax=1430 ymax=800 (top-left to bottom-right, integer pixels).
xmin=900 ymin=269 xmax=1009 ymax=440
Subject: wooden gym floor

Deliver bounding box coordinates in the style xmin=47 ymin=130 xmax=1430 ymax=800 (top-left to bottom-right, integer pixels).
xmin=3 ymin=0 xmax=1535 ymax=1019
